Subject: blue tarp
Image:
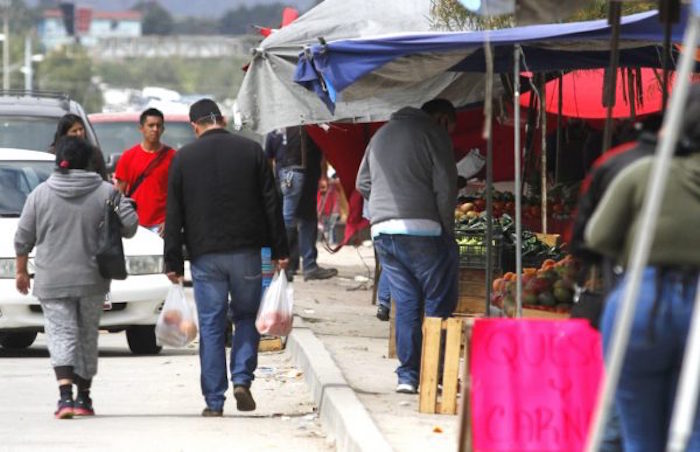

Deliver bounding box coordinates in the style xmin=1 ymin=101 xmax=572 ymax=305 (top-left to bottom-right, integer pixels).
xmin=295 ymin=8 xmax=690 ymax=112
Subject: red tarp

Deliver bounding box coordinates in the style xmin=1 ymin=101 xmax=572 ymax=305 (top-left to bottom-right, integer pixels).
xmin=520 ymin=68 xmax=671 ymax=119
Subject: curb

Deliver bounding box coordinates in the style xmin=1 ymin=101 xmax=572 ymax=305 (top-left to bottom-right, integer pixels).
xmin=287 ymin=325 xmax=393 ymax=452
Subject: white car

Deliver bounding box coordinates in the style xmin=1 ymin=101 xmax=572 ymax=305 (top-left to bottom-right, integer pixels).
xmin=0 ymin=149 xmax=171 ymax=354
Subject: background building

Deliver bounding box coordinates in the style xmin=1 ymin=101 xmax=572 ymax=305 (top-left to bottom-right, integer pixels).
xmin=38 ymin=8 xmax=142 ymax=51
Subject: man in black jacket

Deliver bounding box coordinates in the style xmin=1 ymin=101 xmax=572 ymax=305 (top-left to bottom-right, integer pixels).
xmin=164 ymin=98 xmax=288 ymax=417
xmin=264 ymin=126 xmax=338 ymax=281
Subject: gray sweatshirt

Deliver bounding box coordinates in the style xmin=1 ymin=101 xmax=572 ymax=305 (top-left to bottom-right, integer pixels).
xmin=356 ymin=107 xmax=457 ymax=233
xmin=14 ymin=170 xmax=138 ymax=299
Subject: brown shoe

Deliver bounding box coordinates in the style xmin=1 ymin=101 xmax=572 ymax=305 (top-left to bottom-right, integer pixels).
xmin=201 ymin=407 xmax=223 ymax=417
xmin=233 ymin=385 xmax=256 ymax=412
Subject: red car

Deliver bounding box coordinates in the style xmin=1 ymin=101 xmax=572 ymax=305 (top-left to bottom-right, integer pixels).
xmin=88 ymin=112 xmax=195 ymax=172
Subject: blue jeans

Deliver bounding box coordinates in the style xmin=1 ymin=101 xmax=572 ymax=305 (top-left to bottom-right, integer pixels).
xmin=190 ymin=250 xmax=262 ymax=411
xmin=279 ymin=167 xmax=318 ymax=272
xmin=601 ymin=267 xmax=699 ymax=452
xmin=377 ymin=269 xmax=391 ymax=310
xmin=279 ymin=167 xmax=305 ymax=227
xmin=373 ymin=233 xmax=458 ymax=385
xmin=298 ymin=216 xmax=318 ymax=273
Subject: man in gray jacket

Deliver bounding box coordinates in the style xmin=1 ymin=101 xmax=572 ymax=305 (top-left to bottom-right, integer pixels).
xmin=357 ymin=99 xmax=459 ymax=393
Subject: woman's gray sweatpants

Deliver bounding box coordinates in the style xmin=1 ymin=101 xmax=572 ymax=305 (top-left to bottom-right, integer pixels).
xmin=40 ymin=295 xmax=104 ymax=379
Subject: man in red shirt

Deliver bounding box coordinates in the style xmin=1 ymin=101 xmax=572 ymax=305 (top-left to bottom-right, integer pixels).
xmin=115 ymin=108 xmax=176 ymax=235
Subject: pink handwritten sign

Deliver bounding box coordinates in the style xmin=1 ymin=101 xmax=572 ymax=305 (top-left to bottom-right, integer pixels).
xmin=470 ymin=319 xmax=603 ymax=452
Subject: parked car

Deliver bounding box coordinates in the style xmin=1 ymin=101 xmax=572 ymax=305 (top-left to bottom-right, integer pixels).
xmin=0 ymin=91 xmax=99 ymax=151
xmin=88 ymin=112 xmax=195 ymax=173
xmin=0 ymin=148 xmax=171 ymax=354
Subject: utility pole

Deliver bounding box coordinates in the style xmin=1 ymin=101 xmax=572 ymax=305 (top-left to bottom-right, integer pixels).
xmin=24 ymin=34 xmax=31 ymax=91
xmin=1 ymin=0 xmax=9 ymax=90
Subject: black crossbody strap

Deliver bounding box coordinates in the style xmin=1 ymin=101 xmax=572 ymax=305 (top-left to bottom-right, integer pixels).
xmin=126 ymin=147 xmax=170 ymax=198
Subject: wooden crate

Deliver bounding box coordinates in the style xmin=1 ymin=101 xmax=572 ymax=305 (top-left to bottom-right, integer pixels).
xmin=258 ymin=335 xmax=285 ymax=352
xmin=457 ymin=268 xmax=501 ymax=315
xmin=522 ymin=308 xmax=570 ymax=319
xmin=419 ymin=317 xmax=470 ymax=415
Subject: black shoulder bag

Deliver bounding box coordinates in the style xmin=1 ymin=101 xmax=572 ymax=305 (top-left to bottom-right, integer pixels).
xmin=126 ymin=148 xmax=171 ymax=198
xmin=96 ymin=190 xmax=127 ymax=280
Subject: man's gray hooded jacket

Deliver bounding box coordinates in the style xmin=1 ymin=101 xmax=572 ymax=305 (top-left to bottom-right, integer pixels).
xmin=356 ymin=107 xmax=457 ymax=233
xmin=15 ymin=171 xmax=138 ymax=299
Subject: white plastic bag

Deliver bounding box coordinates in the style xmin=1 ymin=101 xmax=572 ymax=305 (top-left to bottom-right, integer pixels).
xmin=457 ymin=148 xmax=486 ymax=180
xmin=255 ymin=270 xmax=294 ymax=336
xmin=156 ymin=283 xmax=198 ymax=347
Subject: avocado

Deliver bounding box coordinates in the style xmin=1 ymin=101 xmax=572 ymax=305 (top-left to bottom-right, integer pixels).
xmin=538 ymin=291 xmax=557 ymax=307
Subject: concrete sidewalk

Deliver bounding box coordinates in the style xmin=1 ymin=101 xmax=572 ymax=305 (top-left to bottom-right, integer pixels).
xmin=288 ymin=244 xmax=459 ymax=452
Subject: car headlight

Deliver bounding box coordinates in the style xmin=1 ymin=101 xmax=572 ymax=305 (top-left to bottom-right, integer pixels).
xmin=0 ymin=258 xmax=16 ymax=278
xmin=125 ymin=256 xmax=164 ymax=275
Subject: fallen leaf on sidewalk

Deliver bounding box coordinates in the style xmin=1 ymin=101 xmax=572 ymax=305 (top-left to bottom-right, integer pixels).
xmin=286 ymin=369 xmax=303 ymax=379
xmin=433 ymin=426 xmax=443 ymax=434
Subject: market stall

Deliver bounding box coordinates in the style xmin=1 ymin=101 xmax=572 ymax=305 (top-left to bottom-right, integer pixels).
xmin=292 ymin=3 xmax=700 ymax=451
xmin=295 ymin=5 xmax=694 ymax=319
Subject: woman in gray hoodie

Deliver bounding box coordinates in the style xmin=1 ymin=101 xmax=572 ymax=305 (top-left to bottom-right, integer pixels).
xmin=14 ymin=137 xmax=138 ymax=419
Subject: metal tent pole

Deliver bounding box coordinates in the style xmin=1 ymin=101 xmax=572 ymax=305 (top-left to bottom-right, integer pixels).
xmin=660 ymin=0 xmax=681 ymax=112
xmin=602 ymin=2 xmax=622 ymax=153
xmin=667 ymin=279 xmax=700 ymax=451
xmin=484 ymin=41 xmax=494 ymax=317
xmin=514 ymin=46 xmax=522 ymax=318
xmin=586 ymin=13 xmax=700 ymax=452
xmin=539 ymin=75 xmax=548 ymax=235
xmin=555 ymin=73 xmax=563 ymax=183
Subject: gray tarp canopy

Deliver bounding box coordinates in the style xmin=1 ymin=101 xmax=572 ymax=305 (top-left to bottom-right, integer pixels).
xmin=235 ymin=0 xmax=488 ymax=134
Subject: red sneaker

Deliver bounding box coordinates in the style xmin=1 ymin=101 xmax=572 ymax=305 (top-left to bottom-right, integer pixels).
xmin=54 ymin=398 xmax=74 ymax=419
xmin=73 ymin=394 xmax=95 ymax=416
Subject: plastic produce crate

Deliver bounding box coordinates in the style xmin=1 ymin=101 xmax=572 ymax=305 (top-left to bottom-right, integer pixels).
xmin=455 ymin=229 xmax=502 ymax=270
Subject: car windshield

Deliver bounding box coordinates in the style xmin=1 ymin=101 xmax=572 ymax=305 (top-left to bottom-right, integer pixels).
xmin=93 ymin=120 xmax=195 ymax=157
xmin=0 ymin=161 xmax=53 ymax=217
xmin=0 ymin=117 xmax=58 ymax=151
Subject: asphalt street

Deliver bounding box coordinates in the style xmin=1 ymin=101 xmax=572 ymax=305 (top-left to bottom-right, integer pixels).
xmin=0 ymin=321 xmax=331 ymax=451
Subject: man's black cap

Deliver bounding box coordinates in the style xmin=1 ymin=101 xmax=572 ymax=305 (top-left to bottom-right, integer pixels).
xmin=189 ymin=98 xmax=223 ymax=123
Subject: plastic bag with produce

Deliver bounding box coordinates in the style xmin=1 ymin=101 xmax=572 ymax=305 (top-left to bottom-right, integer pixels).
xmin=255 ymin=270 xmax=294 ymax=336
xmin=155 ymin=283 xmax=198 ymax=347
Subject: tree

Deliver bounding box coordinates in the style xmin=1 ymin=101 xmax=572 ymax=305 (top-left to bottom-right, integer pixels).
xmin=37 ymin=45 xmax=103 ymax=112
xmin=8 ymin=0 xmax=39 ymax=34
xmin=218 ymin=4 xmax=287 ymax=35
xmin=133 ymin=1 xmax=174 ymax=35
xmin=172 ymin=17 xmax=220 ymax=35
xmin=94 ymin=56 xmax=249 ymax=101
xmin=430 ymin=0 xmax=657 ymax=31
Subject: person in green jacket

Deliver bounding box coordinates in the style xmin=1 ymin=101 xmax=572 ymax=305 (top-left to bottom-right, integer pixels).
xmin=585 ymin=85 xmax=700 ymax=451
